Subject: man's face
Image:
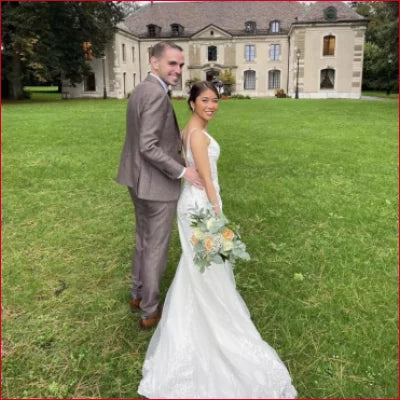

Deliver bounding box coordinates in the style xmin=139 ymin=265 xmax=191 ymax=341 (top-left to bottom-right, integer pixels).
xmin=151 ymin=47 xmax=184 ymax=86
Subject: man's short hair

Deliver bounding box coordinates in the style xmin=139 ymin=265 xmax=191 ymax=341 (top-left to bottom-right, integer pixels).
xmin=151 ymin=42 xmax=183 ymax=59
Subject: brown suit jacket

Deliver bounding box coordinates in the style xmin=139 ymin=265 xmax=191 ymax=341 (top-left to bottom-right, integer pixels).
xmin=116 ymin=74 xmax=185 ymax=201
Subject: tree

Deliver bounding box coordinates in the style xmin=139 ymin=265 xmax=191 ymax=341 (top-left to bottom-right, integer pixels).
xmin=351 ymin=2 xmax=398 ymax=93
xmin=119 ymin=1 xmax=144 ymax=18
xmin=2 ymin=2 xmax=124 ymax=99
xmin=219 ymin=69 xmax=236 ymax=96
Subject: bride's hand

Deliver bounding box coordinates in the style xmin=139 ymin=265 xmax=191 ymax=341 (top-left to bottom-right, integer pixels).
xmin=212 ymin=203 xmax=221 ymax=217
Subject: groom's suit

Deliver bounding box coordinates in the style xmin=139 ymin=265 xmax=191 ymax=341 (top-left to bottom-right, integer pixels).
xmin=116 ymin=74 xmax=185 ymax=319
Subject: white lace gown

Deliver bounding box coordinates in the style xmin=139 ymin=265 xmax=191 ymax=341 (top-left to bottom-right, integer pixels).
xmin=138 ymin=131 xmax=297 ymax=398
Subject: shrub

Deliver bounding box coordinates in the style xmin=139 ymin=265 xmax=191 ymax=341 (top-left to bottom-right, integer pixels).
xmin=274 ymin=89 xmax=288 ymax=98
xmin=185 ymin=77 xmax=201 ymax=89
xmin=220 ymin=69 xmax=236 ymax=85
xmin=230 ymin=94 xmax=251 ymax=100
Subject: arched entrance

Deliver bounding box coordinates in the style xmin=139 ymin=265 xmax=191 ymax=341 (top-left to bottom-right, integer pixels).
xmin=206 ymin=69 xmax=220 ymax=82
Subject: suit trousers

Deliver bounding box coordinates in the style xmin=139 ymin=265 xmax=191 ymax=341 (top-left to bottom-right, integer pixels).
xmin=129 ymin=188 xmax=178 ymax=319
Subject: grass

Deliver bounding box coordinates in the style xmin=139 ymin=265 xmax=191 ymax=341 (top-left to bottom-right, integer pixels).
xmin=24 ymin=86 xmax=59 ymax=92
xmin=2 ymin=95 xmax=398 ymax=398
xmin=362 ymin=90 xmax=398 ymax=99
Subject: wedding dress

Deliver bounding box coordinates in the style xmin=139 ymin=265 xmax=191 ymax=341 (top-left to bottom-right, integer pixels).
xmin=138 ymin=130 xmax=297 ymax=398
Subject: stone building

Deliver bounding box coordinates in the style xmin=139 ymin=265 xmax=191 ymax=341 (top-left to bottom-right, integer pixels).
xmin=63 ymin=1 xmax=367 ymax=99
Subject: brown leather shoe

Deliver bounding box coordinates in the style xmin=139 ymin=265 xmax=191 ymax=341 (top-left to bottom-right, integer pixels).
xmin=140 ymin=309 xmax=162 ymax=329
xmin=130 ymin=298 xmax=141 ymax=312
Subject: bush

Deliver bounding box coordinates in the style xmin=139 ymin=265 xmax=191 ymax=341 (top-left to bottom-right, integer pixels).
xmin=274 ymin=89 xmax=287 ymax=98
xmin=185 ymin=77 xmax=201 ymax=89
xmin=230 ymin=94 xmax=251 ymax=100
xmin=220 ymin=69 xmax=236 ymax=85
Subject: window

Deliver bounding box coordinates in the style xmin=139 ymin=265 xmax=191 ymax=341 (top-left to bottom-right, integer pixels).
xmin=320 ymin=69 xmax=335 ymax=89
xmin=244 ymin=70 xmax=256 ymax=90
xmin=133 ymin=73 xmax=136 ymax=88
xmin=82 ymin=41 xmax=93 ymax=61
xmin=245 ymin=21 xmax=256 ymax=33
xmin=147 ymin=24 xmax=161 ymax=37
xmin=84 ymin=72 xmax=96 ymax=91
xmin=171 ymin=24 xmax=179 ymax=36
xmin=122 ymin=44 xmax=126 ymax=62
xmin=270 ymin=44 xmax=280 ymax=61
xmin=171 ymin=23 xmax=183 ymax=37
xmin=208 ymin=46 xmax=217 ymax=61
xmin=268 ymin=70 xmax=280 ymax=89
xmin=324 ymin=7 xmax=337 ymax=21
xmin=323 ymin=35 xmax=335 ymax=56
xmin=245 ymin=45 xmax=255 ymax=61
xmin=132 ymin=46 xmax=135 ymax=62
xmin=271 ymin=20 xmax=280 ymax=33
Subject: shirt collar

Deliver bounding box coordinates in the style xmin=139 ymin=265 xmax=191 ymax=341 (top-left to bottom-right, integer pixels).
xmin=150 ymin=72 xmax=169 ymax=93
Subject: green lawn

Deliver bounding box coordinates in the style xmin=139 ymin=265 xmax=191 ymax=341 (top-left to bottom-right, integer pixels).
xmin=24 ymin=86 xmax=59 ymax=92
xmin=2 ymin=96 xmax=398 ymax=398
xmin=362 ymin=90 xmax=398 ymax=99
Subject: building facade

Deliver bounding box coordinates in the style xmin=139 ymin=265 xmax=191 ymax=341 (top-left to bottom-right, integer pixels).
xmin=63 ymin=1 xmax=367 ymax=99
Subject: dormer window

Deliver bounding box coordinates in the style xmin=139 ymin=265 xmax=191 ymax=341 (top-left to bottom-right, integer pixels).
xmin=147 ymin=24 xmax=161 ymax=38
xmin=271 ymin=20 xmax=280 ymax=33
xmin=324 ymin=6 xmax=337 ymax=21
xmin=245 ymin=21 xmax=256 ymax=34
xmin=171 ymin=23 xmax=184 ymax=37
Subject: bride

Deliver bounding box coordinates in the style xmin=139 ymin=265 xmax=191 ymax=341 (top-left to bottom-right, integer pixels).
xmin=138 ymin=81 xmax=297 ymax=398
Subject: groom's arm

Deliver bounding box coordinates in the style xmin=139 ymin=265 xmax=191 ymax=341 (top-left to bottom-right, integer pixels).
xmin=138 ymin=88 xmax=184 ymax=179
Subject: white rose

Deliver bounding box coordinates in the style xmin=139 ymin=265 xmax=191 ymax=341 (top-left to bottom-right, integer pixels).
xmin=222 ymin=239 xmax=233 ymax=252
xmin=193 ymin=229 xmax=205 ymax=240
xmin=206 ymin=218 xmax=216 ymax=231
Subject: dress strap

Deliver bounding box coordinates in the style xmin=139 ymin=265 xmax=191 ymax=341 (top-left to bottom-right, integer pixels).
xmin=183 ymin=128 xmax=209 ymax=167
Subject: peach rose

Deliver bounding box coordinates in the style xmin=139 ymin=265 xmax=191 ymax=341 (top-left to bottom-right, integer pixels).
xmin=204 ymin=237 xmax=213 ymax=252
xmin=222 ymin=228 xmax=234 ymax=240
xmin=191 ymin=235 xmax=199 ymax=245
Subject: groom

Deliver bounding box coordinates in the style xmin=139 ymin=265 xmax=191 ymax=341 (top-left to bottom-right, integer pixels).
xmin=116 ymin=42 xmax=202 ymax=329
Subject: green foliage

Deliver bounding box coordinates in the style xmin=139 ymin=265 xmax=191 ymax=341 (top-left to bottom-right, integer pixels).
xmin=352 ymin=2 xmax=398 ymax=93
xmin=1 ymin=2 xmax=124 ymax=99
xmin=185 ymin=76 xmax=201 ymax=88
xmin=229 ymin=94 xmax=251 ymax=99
xmin=219 ymin=69 xmax=236 ymax=85
xmin=2 ymin=97 xmax=397 ymax=397
xmin=275 ymin=89 xmax=288 ymax=98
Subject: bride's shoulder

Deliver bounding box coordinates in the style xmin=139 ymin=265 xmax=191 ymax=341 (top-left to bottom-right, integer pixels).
xmin=183 ymin=127 xmax=207 ymax=140
xmin=191 ymin=129 xmax=210 ymax=144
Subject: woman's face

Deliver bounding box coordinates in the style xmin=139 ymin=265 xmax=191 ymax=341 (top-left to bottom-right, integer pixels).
xmin=191 ymin=89 xmax=219 ymax=121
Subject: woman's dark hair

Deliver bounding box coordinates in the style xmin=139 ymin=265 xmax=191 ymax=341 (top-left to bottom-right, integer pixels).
xmin=187 ymin=81 xmax=220 ymax=111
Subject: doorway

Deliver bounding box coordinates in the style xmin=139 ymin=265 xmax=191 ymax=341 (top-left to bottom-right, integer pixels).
xmin=206 ymin=69 xmax=219 ymax=82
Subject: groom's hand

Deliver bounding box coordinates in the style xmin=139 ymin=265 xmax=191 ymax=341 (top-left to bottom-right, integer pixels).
xmin=183 ymin=166 xmax=204 ymax=189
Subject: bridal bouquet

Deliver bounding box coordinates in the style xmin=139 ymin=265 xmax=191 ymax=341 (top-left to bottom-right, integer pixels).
xmin=188 ymin=204 xmax=250 ymax=272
